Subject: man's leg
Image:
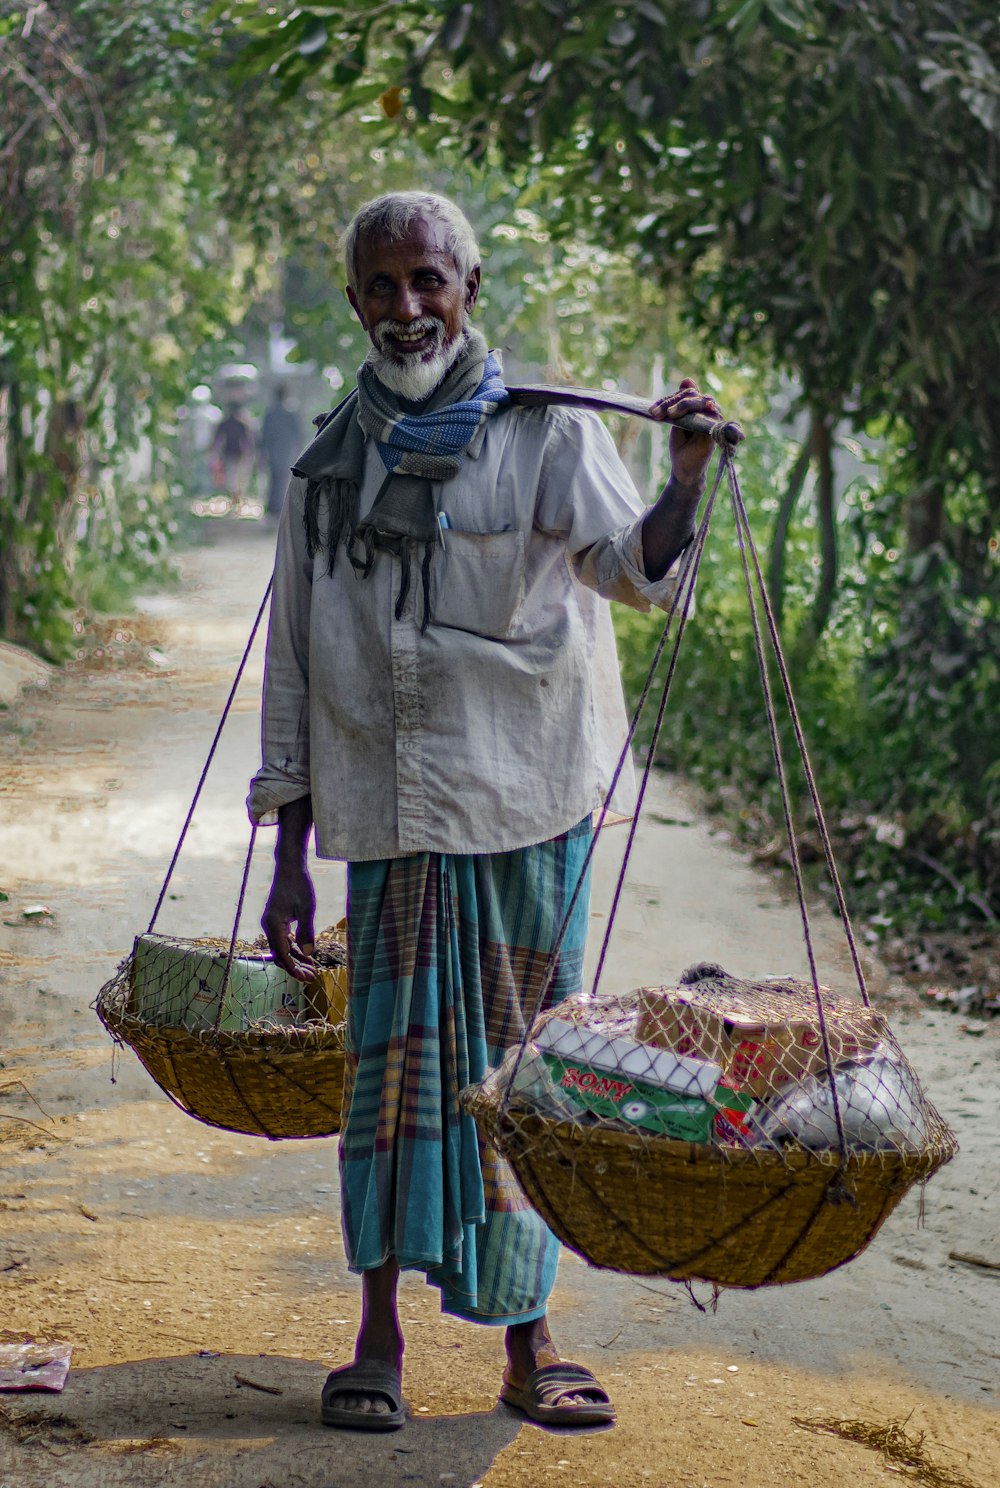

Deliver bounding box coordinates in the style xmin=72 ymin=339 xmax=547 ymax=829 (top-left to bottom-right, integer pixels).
xmin=430 ymin=824 xmax=613 ymax=1418
xmin=504 ymin=1314 xmax=559 ymax=1379
xmin=335 ymin=830 xmax=611 ymax=1422
xmin=322 ymin=1257 xmax=404 ymax=1421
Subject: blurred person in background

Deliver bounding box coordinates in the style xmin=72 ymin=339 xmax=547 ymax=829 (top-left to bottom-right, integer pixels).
xmin=260 ymin=384 xmax=304 ymax=518
xmin=209 ymin=404 xmax=257 ymax=506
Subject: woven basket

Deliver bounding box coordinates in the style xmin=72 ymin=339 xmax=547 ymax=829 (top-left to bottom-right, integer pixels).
xmin=463 ymin=1083 xmax=953 ymax=1287
xmin=461 ymin=974 xmax=959 ymax=1288
xmin=96 ymin=931 xmax=348 ymax=1141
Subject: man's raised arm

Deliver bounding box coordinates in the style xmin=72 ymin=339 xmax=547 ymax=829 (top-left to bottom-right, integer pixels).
xmin=640 ymin=378 xmax=721 ymax=580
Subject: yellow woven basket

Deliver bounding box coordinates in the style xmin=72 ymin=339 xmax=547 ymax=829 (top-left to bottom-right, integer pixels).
xmin=462 ymin=1079 xmax=955 ymax=1287
xmin=96 ymin=929 xmax=348 ymax=1141
xmin=461 ymin=974 xmax=959 ymax=1288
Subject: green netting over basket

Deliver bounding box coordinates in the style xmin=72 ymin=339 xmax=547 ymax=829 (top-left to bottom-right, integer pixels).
xmin=460 ymin=968 xmax=958 ymax=1288
xmin=96 ymin=926 xmax=348 ymax=1141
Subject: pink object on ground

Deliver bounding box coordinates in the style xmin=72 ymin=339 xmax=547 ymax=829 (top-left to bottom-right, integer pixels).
xmin=0 ymin=1341 xmax=73 ymax=1392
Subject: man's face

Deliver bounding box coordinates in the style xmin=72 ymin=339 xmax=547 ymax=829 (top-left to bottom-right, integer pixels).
xmin=347 ymin=216 xmax=480 ymax=399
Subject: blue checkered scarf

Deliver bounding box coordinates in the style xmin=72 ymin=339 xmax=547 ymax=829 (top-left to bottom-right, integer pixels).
xmin=293 ymin=330 xmax=511 ymax=628
xmin=356 ymin=333 xmax=509 ymax=480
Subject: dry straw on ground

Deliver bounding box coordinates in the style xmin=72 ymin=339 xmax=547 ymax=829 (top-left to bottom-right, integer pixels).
xmin=794 ymin=1415 xmax=981 ymax=1488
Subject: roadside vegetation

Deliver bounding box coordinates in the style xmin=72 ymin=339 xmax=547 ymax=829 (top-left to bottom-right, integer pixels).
xmin=2 ymin=0 xmax=997 ymax=942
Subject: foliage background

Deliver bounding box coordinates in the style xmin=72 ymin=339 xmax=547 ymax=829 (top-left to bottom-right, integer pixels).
xmin=1 ymin=0 xmax=997 ymax=944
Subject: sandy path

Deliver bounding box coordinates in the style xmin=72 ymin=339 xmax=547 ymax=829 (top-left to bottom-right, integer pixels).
xmin=0 ymin=520 xmax=997 ymax=1488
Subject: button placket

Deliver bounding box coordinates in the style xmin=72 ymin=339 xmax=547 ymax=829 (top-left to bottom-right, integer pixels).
xmin=390 ymin=560 xmax=425 ymax=850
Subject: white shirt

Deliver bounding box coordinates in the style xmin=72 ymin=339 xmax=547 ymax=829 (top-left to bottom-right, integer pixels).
xmin=247 ymin=401 xmax=682 ymax=860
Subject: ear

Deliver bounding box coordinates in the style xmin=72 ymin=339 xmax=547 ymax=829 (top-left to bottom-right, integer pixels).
xmin=346 ymin=285 xmax=367 ymax=329
xmin=465 ymin=264 xmax=481 ymax=314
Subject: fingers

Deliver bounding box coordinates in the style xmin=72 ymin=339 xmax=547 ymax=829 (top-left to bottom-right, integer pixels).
xmin=262 ymin=909 xmax=317 ymax=983
xmin=297 ymin=903 xmax=316 ymax=958
xmin=650 ymin=379 xmax=722 ymax=424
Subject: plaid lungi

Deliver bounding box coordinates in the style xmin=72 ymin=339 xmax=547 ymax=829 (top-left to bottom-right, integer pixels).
xmin=339 ymin=818 xmax=592 ymax=1324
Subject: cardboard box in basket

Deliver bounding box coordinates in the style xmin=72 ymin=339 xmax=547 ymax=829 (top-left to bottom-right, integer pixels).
xmin=635 ymin=980 xmax=886 ymax=1098
xmin=531 ymin=1017 xmax=756 ymax=1142
xmin=129 ymin=933 xmax=347 ymax=1033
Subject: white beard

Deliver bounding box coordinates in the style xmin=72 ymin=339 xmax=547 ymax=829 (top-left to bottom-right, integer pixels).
xmin=365 ymin=317 xmax=467 ymax=402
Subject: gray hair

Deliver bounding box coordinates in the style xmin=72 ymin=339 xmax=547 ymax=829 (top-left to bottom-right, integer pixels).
xmin=342 ymin=192 xmax=480 ymax=293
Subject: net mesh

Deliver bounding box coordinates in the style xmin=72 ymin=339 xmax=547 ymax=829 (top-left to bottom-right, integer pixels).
xmin=95 ymin=925 xmax=348 ymax=1140
xmin=461 ymin=963 xmax=958 ymax=1288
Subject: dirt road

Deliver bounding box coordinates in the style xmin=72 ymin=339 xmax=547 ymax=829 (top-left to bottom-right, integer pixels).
xmin=1 ymin=521 xmax=997 ymax=1488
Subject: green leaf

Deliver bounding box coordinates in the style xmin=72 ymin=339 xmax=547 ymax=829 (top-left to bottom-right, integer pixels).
xmin=298 ymin=19 xmax=329 ymax=57
xmin=764 ymin=0 xmax=809 ymax=31
xmin=607 ymin=19 xmax=636 ymax=48
xmin=440 ymin=3 xmax=472 ymax=51
xmin=960 ymin=185 xmax=993 ymax=233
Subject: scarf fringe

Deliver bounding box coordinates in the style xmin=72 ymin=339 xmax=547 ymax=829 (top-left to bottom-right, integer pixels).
xmin=304 ymin=476 xmax=360 ymax=577
xmin=304 ymin=476 xmax=435 ymax=629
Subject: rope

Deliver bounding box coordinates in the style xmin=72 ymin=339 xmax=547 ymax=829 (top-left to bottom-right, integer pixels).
xmin=725 ymin=464 xmax=869 ymax=1007
xmin=723 ymin=455 xmax=850 ymax=1161
xmin=591 ymin=461 xmax=723 ymax=995
xmin=146 ymin=575 xmax=273 ymax=935
xmin=498 ymin=452 xmax=727 ymax=1105
xmin=213 ymin=824 xmax=259 ymax=1033
xmin=499 ymin=428 xmax=869 ymax=1171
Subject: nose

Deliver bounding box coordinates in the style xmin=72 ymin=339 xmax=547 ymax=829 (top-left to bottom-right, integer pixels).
xmin=391 ymin=283 xmax=421 ymax=321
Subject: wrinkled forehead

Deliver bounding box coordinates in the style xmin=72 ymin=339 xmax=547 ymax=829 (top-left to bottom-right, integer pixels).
xmin=354 ymin=215 xmax=457 ymax=280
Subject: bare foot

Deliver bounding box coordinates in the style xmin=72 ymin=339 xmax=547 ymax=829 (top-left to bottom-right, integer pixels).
xmin=324 ymin=1257 xmax=405 ymax=1421
xmin=504 ymin=1315 xmax=603 ymax=1410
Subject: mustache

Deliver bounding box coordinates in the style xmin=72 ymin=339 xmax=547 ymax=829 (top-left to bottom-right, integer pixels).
xmin=373 ymin=315 xmax=447 ymax=350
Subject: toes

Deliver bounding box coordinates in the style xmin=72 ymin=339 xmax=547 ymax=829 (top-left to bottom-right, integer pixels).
xmin=330 ymin=1391 xmax=389 ymax=1414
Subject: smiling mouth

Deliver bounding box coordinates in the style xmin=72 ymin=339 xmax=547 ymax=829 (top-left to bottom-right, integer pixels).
xmin=376 ymin=318 xmax=445 ymax=360
xmin=388 ymin=330 xmax=434 ymax=353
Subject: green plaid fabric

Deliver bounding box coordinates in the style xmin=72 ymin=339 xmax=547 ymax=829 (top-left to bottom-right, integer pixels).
xmin=339 ymin=819 xmax=592 ymax=1324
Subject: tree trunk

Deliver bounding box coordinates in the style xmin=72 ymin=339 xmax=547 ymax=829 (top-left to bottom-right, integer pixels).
xmin=810 ymin=414 xmax=838 ymax=642
xmin=792 ymin=413 xmax=838 ymax=667
xmin=906 ymin=479 xmax=945 ymax=555
xmin=768 ymin=427 xmax=813 ymax=630
xmin=0 ymin=381 xmax=19 ymax=638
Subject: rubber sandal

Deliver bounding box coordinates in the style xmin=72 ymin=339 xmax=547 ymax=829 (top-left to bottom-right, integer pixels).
xmin=499 ymin=1362 xmax=616 ymax=1427
xmin=321 ymin=1359 xmax=406 ymax=1431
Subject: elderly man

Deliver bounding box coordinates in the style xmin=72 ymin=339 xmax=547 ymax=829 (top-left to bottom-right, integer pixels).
xmin=248 ymin=191 xmax=720 ymax=1431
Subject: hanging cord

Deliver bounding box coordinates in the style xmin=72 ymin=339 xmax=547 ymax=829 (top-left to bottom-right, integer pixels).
xmin=212 ymin=824 xmax=259 ymax=1033
xmin=146 ymin=576 xmax=274 ymax=935
xmin=590 ymin=461 xmax=723 ymax=996
xmin=497 ymin=451 xmax=727 ymax=1108
xmin=723 ymin=456 xmax=851 ymax=1164
xmin=497 ymin=426 xmax=869 ymax=1174
xmin=726 ymin=462 xmax=869 ymax=1007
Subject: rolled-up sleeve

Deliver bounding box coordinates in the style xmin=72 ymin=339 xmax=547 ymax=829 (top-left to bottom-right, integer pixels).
xmin=533 ymin=406 xmax=683 ymax=614
xmin=246 ymin=477 xmax=314 ymax=824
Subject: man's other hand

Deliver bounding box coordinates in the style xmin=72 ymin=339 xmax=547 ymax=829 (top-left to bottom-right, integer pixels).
xmin=262 ymin=861 xmax=318 ymax=982
xmin=650 ymin=377 xmax=722 ymax=488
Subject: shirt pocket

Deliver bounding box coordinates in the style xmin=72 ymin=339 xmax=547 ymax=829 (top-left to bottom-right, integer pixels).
xmin=430 ymin=528 xmax=526 ymax=640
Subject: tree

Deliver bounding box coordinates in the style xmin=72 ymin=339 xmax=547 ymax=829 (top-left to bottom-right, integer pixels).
xmin=223 ymin=0 xmax=999 ymax=631
xmin=0 ymin=1 xmax=264 ymax=652
xmin=219 ymin=0 xmax=1000 ymax=924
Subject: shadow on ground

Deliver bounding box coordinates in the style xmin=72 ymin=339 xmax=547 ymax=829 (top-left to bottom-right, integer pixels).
xmin=0 ymin=1352 xmax=522 ymax=1488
